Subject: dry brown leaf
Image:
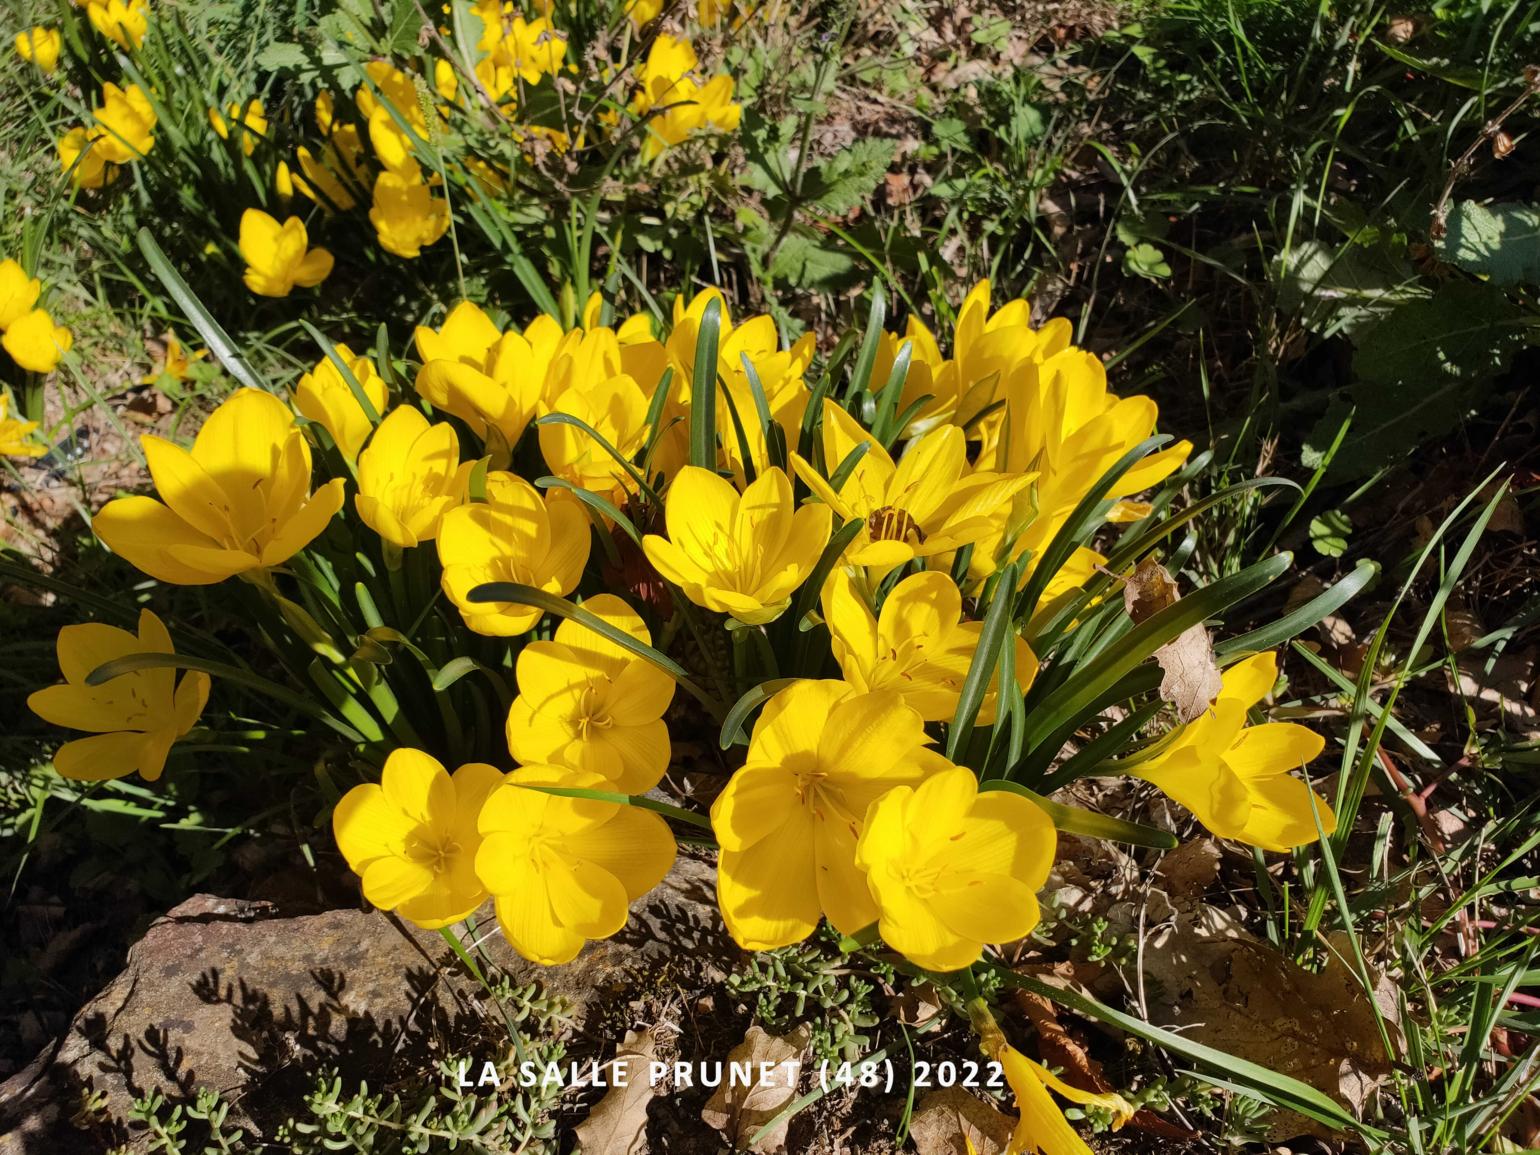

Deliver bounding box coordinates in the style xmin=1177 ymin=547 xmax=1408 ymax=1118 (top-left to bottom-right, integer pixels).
xmin=1123 ymin=556 xmax=1222 ymax=722
xmin=908 ymin=1087 xmax=1014 ymax=1155
xmin=700 ymin=1024 xmax=809 ymax=1153
xmin=573 ymin=1028 xmax=658 ymax=1155
xmin=1154 ymin=837 xmax=1221 ymax=901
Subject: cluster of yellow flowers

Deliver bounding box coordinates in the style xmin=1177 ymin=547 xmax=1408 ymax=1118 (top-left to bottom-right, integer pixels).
xmin=629 ymin=34 xmax=742 ymax=161
xmin=0 ymin=259 xmax=73 ymax=377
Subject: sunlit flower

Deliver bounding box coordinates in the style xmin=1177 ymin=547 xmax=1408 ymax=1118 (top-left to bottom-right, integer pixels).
xmin=333 ymin=748 xmax=504 ymax=929
xmin=209 ymin=98 xmax=268 ymax=156
xmin=857 ymin=766 xmax=1055 ymax=971
xmin=823 ymin=567 xmax=1037 ymax=723
xmin=476 ymin=764 xmax=677 ymax=965
xmin=140 ymin=333 xmax=206 ymax=385
xmin=238 ymin=209 xmax=333 ymax=298
xmin=58 ymin=127 xmax=110 ymax=188
xmin=14 ymin=26 xmax=61 ymax=74
xmin=354 ymin=405 xmax=472 ymax=549
xmin=88 ymin=0 xmax=148 ymax=50
xmin=0 ymin=391 xmax=46 ymax=458
xmin=466 ymin=2 xmax=567 ymax=100
xmin=93 ymin=388 xmax=347 ymax=584
xmin=27 ymin=608 xmax=210 ymax=781
xmin=356 ymin=61 xmax=430 ymax=173
xmin=642 ymin=466 xmax=830 ymax=626
xmin=92 ymin=82 xmax=157 ymax=163
xmin=2 ymin=308 xmax=73 ymax=374
xmin=293 ymin=120 xmax=368 ymax=211
xmin=538 ymin=371 xmax=651 ymax=504
xmin=712 ymin=680 xmax=949 ymax=950
xmin=292 ymin=343 xmax=387 ymax=461
xmin=369 ymin=169 xmax=450 ymax=259
xmin=629 ymin=34 xmax=741 ymax=161
xmin=438 ymin=473 xmax=590 ymax=636
xmin=1130 ymin=652 xmax=1334 ymax=851
xmin=506 ymin=594 xmax=674 ymax=792
xmin=624 ymin=0 xmax=662 ymax=28
xmin=0 ymin=260 xmax=41 ymax=330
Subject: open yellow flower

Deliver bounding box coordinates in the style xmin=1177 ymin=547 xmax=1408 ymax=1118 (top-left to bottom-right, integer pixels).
xmin=642 ymin=466 xmax=829 ymax=626
xmin=332 ymin=748 xmax=504 ymax=929
xmin=27 ymin=609 xmax=210 ymax=782
xmin=15 ymin=26 xmax=61 ymax=73
xmin=209 ymin=98 xmax=267 ymax=156
xmin=1131 ymin=652 xmax=1334 ymax=851
xmin=0 ymin=260 xmax=41 ymax=329
xmin=370 ymin=169 xmax=450 ymax=259
xmin=506 ymin=594 xmax=674 ymax=792
xmin=413 ymin=301 xmax=554 ymax=449
xmin=292 ymin=343 xmax=387 ymax=461
xmin=140 ymin=333 xmax=207 ymax=386
xmin=538 ymin=372 xmax=651 ymax=504
xmin=88 ymin=0 xmax=148 ymax=49
xmin=476 ymin=765 xmax=677 ymax=965
xmin=791 ymin=400 xmax=1029 ymax=574
xmin=465 ymin=3 xmax=567 ymax=100
xmin=239 ymin=210 xmax=333 ymax=298
xmin=856 ymin=767 xmax=1055 ymax=971
xmin=91 ymin=82 xmax=157 ymax=163
xmin=712 ymin=680 xmax=950 ymax=950
xmin=2 ymin=309 xmax=72 ymax=373
xmin=0 ymin=392 xmax=45 ymax=457
xmin=630 ymin=34 xmax=741 ymax=161
xmin=438 ymin=473 xmax=591 ymax=636
xmin=93 ymin=388 xmax=347 ymax=585
xmin=823 ymin=567 xmax=1037 ymax=723
xmin=354 ymin=406 xmax=472 ymax=548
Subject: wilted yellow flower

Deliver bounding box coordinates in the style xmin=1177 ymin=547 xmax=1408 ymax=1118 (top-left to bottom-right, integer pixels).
xmin=505 ymin=594 xmax=675 ymax=792
xmin=857 ymin=766 xmax=1055 ymax=971
xmin=88 ymin=0 xmax=148 ymax=50
xmin=238 ymin=209 xmax=333 ymax=298
xmin=292 ymin=343 xmax=387 ymax=461
xmin=642 ymin=466 xmax=830 ymax=626
xmin=438 ymin=473 xmax=590 ymax=637
xmin=27 ymin=609 xmax=210 ymax=781
xmin=93 ymin=388 xmax=347 ymax=585
xmin=209 ymin=97 xmax=267 ymax=156
xmin=354 ymin=405 xmax=472 ymax=548
xmin=538 ymin=371 xmax=651 ymax=504
xmin=369 ymin=169 xmax=450 ymax=259
xmin=630 ymin=34 xmax=741 ymax=161
xmin=823 ymin=567 xmax=1036 ymax=723
xmin=712 ymin=680 xmax=949 ymax=950
xmin=332 ymin=748 xmax=504 ymax=929
xmin=139 ymin=333 xmax=206 ymax=385
xmin=2 ymin=308 xmax=73 ymax=374
xmin=476 ymin=764 xmax=677 ymax=965
xmin=14 ymin=26 xmax=61 ymax=73
xmin=1132 ymin=652 xmax=1334 ymax=851
xmin=0 ymin=391 xmax=45 ymax=458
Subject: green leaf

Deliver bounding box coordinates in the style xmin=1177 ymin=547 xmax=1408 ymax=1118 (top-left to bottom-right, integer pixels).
xmin=1437 ymin=200 xmax=1540 ymax=286
xmin=947 ymin=560 xmax=1021 ymax=763
xmin=1123 ymin=242 xmax=1172 ymax=280
xmin=689 ymin=297 xmax=722 ymax=470
xmin=1218 ymin=558 xmax=1377 ymax=656
xmin=1308 ymin=508 xmax=1352 ymax=557
xmin=719 ymin=678 xmax=800 ymax=749
xmin=136 ymin=228 xmax=265 ymax=393
xmin=806 ymin=139 xmax=895 ymax=215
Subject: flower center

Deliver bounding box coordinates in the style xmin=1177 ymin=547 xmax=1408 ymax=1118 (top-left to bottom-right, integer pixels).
xmin=867 ymin=505 xmax=924 ymax=545
xmin=405 ymin=829 xmax=461 ymax=873
xmin=573 ymin=682 xmax=614 ymax=739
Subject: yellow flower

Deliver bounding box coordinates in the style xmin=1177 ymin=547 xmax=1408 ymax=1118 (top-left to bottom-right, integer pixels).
xmin=354 ymin=405 xmax=472 ymax=548
xmin=333 ymin=748 xmax=503 ymax=928
xmin=711 ymin=680 xmax=950 ymax=950
xmin=356 ymin=61 xmax=429 ymax=173
xmin=1000 ymin=1041 xmax=1133 ymax=1155
xmin=14 ymin=26 xmax=61 ymax=73
xmin=791 ymin=400 xmax=1029 ymax=575
xmin=641 ymin=466 xmax=830 ymax=626
xmin=275 ymin=159 xmax=294 ymax=200
xmin=630 ymin=35 xmax=741 ymax=161
xmin=369 ymin=169 xmax=450 ymax=259
xmin=208 ymin=98 xmax=267 ymax=156
xmin=293 ymin=123 xmax=368 ymax=211
xmin=475 ymin=764 xmax=676 ymax=965
xmin=538 ymin=371 xmax=651 ymax=504
xmin=822 ymin=567 xmax=1037 ymax=723
xmin=624 ymin=0 xmax=662 ymax=27
xmin=1130 ymin=652 xmax=1334 ymax=851
xmin=292 ymin=343 xmax=387 ymax=461
xmin=413 ymin=301 xmax=543 ymax=448
xmin=58 ymin=126 xmax=111 ymax=188
xmin=3 ymin=309 xmax=73 ymax=373
xmin=139 ymin=333 xmax=206 ymax=385
xmin=93 ymin=388 xmax=347 ymax=585
xmin=466 ymin=4 xmax=567 ymax=99
xmin=27 ymin=608 xmax=210 ymax=781
xmin=0 ymin=259 xmax=41 ymax=329
xmin=91 ymin=82 xmax=157 ymax=164
xmin=856 ymin=767 xmax=1055 ymax=971
xmin=238 ymin=209 xmax=333 ymax=298
xmin=438 ymin=473 xmax=591 ymax=637
xmin=88 ymin=0 xmax=148 ymax=49
xmin=0 ymin=391 xmax=45 ymax=458
xmin=505 ymin=594 xmax=674 ymax=792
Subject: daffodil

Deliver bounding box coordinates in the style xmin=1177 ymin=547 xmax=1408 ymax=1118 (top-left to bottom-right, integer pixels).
xmin=476 ymin=764 xmax=677 ymax=965
xmin=1129 ymin=652 xmax=1333 ymax=851
xmin=139 ymin=333 xmax=206 ymax=386
xmin=538 ymin=372 xmax=651 ymax=504
xmin=369 ymin=169 xmax=450 ymax=259
xmin=856 ymin=767 xmax=1055 ymax=971
xmin=292 ymin=343 xmax=387 ymax=461
xmin=438 ymin=473 xmax=591 ymax=636
xmin=0 ymin=391 xmax=45 ymax=458
xmin=711 ymin=680 xmax=950 ymax=950
xmin=93 ymin=388 xmax=347 ymax=585
xmin=505 ymin=594 xmax=674 ymax=792
xmin=88 ymin=0 xmax=148 ymax=49
xmin=823 ymin=568 xmax=1037 ymax=723
xmin=2 ymin=308 xmax=73 ymax=373
xmin=332 ymin=748 xmax=504 ymax=929
xmin=641 ymin=466 xmax=830 ymax=626
xmin=15 ymin=26 xmax=61 ymax=73
xmin=209 ymin=98 xmax=267 ymax=156
xmin=630 ymin=35 xmax=741 ymax=161
xmin=27 ymin=609 xmax=210 ymax=781
xmin=238 ymin=209 xmax=333 ymax=298
xmin=354 ymin=405 xmax=472 ymax=549
xmin=791 ymin=400 xmax=1030 ymax=574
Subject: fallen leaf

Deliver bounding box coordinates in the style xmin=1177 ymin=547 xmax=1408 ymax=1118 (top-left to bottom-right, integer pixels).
xmin=700 ymin=1025 xmax=809 ymax=1153
xmin=908 ymin=1087 xmax=1013 ymax=1155
xmin=574 ymin=1028 xmax=658 ymax=1155
xmin=1123 ymin=556 xmax=1222 ymax=722
xmin=1154 ymin=838 xmax=1221 ymax=901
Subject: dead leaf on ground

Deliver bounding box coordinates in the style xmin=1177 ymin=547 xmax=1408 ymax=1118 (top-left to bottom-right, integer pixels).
xmin=1122 ymin=556 xmax=1222 ymax=722
xmin=1154 ymin=837 xmax=1221 ymax=901
xmin=908 ymin=1086 xmax=1014 ymax=1155
xmin=700 ymin=1024 xmax=809 ymax=1153
xmin=573 ymin=1028 xmax=658 ymax=1155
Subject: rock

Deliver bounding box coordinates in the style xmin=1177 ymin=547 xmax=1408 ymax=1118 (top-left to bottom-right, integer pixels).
xmin=0 ymin=856 xmax=734 ymax=1152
